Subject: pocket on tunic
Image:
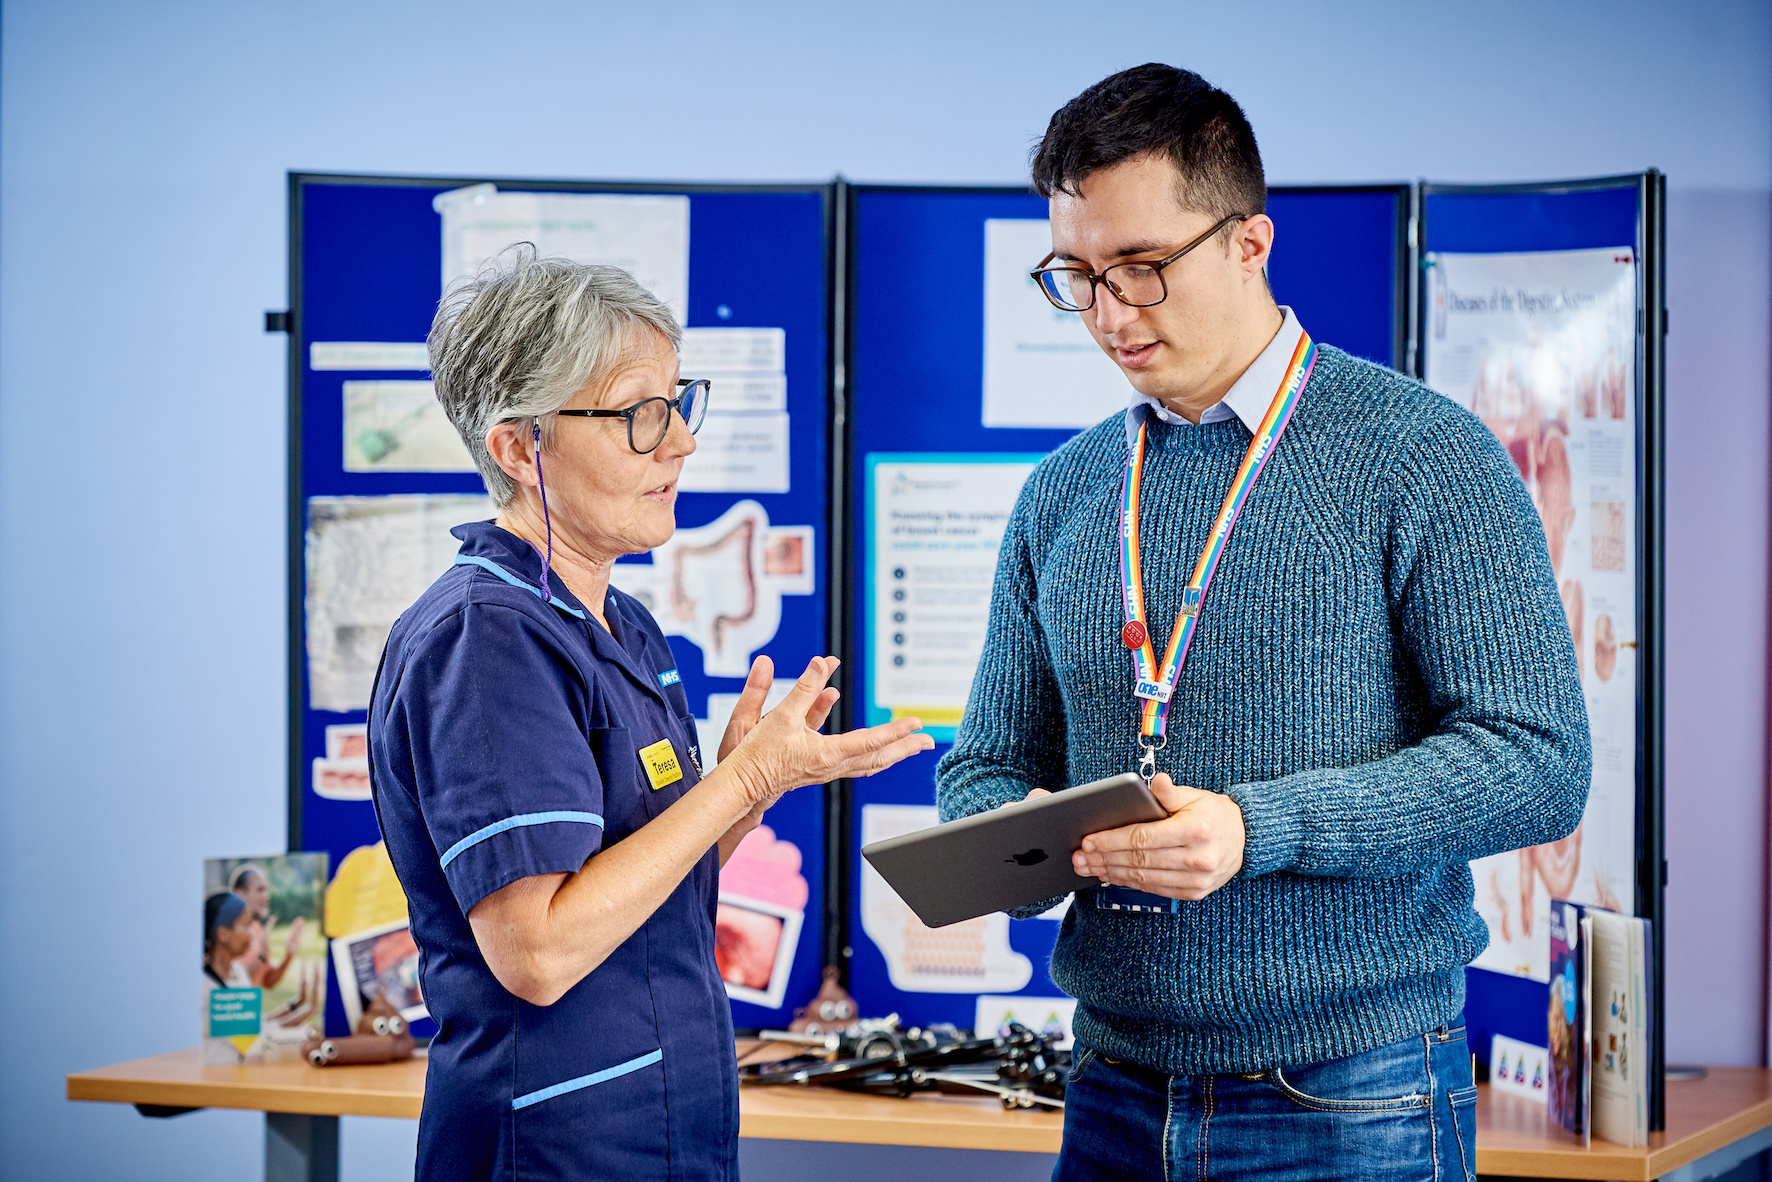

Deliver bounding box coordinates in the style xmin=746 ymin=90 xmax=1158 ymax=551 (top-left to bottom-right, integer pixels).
xmin=513 ymin=1049 xmax=667 ymax=1176
xmin=587 ymin=726 xmax=644 ymax=830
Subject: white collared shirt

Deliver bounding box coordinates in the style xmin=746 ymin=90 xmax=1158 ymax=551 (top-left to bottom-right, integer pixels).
xmin=1124 ymin=306 xmax=1307 ymax=445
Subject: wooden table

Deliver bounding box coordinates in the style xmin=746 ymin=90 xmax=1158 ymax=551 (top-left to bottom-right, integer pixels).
xmin=68 ymin=1050 xmax=1772 ymax=1182
xmin=1475 ymin=1070 xmax=1772 ymax=1181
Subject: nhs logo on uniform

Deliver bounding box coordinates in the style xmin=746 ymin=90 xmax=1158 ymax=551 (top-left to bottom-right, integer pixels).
xmin=658 ymin=669 xmax=682 ymax=688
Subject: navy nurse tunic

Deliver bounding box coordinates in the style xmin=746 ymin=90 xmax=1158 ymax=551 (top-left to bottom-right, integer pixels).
xmin=369 ymin=521 xmax=737 ymax=1180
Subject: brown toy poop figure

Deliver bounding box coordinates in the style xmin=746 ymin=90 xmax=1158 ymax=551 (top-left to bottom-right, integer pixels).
xmin=357 ymin=993 xmax=410 ymax=1037
xmin=787 ymin=967 xmax=857 ymax=1035
xmin=301 ymin=996 xmax=417 ymax=1067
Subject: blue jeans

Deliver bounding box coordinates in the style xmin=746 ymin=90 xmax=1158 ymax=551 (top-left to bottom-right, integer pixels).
xmin=1054 ymin=1021 xmax=1477 ymax=1182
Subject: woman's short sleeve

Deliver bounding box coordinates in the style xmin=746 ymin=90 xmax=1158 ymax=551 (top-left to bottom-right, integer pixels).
xmin=384 ymin=603 xmax=605 ymax=914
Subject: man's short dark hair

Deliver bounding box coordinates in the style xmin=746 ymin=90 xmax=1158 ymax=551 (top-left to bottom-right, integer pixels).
xmin=1031 ymin=63 xmax=1266 ymax=219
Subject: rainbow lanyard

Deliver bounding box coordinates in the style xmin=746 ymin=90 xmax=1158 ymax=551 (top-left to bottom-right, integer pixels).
xmin=1119 ymin=332 xmax=1317 ymax=782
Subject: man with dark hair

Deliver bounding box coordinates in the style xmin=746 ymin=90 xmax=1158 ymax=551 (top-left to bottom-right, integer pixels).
xmin=937 ymin=63 xmax=1587 ymax=1179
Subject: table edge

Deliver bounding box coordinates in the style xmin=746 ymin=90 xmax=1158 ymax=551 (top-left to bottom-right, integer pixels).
xmin=66 ymin=1055 xmax=1772 ymax=1170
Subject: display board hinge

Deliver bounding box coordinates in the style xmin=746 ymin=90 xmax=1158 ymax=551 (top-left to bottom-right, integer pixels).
xmin=265 ymin=310 xmax=290 ymax=333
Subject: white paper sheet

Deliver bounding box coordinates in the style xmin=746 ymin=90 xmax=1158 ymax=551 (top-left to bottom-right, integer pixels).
xmin=1423 ymin=247 xmax=1639 ymax=982
xmin=680 ymin=327 xmax=786 ymax=374
xmin=434 ymin=184 xmax=690 ymax=323
xmin=867 ymin=456 xmax=1040 ymax=737
xmin=859 ymin=804 xmax=1032 ymax=994
xmin=310 ymin=342 xmax=430 ymax=372
xmin=305 ymin=494 xmax=493 ymax=712
xmin=678 ymin=412 xmax=790 ymax=494
xmin=1489 ymin=1033 xmax=1550 ymax=1103
xmin=698 ymin=374 xmax=786 ymax=413
xmin=323 ymin=723 xmax=367 ymax=761
xmin=975 ymin=995 xmax=1077 ymax=1048
xmin=982 ymin=219 xmax=1130 ymax=429
xmin=312 ymin=757 xmax=371 ymax=801
xmin=342 ymin=381 xmax=475 ymax=473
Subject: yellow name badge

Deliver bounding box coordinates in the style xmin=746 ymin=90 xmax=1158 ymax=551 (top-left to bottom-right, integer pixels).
xmin=638 ymin=739 xmax=683 ymax=791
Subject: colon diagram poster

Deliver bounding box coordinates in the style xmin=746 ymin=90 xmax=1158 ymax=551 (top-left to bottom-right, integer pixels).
xmin=1424 ymin=247 xmax=1638 ymax=981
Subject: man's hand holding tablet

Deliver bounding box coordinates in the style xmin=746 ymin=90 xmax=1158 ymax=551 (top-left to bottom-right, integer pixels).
xmin=1012 ymin=775 xmax=1247 ymax=902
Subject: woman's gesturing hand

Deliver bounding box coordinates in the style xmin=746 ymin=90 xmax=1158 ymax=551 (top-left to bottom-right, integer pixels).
xmin=718 ymin=655 xmax=786 ymax=764
xmin=723 ymin=656 xmax=933 ymax=807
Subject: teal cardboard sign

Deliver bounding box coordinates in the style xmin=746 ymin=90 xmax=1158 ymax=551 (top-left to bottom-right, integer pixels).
xmin=208 ymin=988 xmax=262 ymax=1036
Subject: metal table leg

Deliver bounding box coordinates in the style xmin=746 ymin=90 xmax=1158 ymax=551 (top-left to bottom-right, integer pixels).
xmin=266 ymin=1112 xmax=340 ymax=1182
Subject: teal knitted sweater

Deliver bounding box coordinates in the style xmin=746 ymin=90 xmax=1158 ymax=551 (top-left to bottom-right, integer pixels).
xmin=935 ymin=346 xmax=1589 ymax=1075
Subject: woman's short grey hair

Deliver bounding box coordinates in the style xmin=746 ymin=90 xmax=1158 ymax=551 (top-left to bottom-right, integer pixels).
xmin=428 ymin=245 xmax=682 ymax=506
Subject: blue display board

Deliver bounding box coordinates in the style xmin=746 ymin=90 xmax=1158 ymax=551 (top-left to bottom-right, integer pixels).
xmin=1419 ymin=176 xmax=1665 ymax=1129
xmin=839 ymin=184 xmax=1409 ymax=1028
xmin=289 ymin=175 xmax=837 ymax=1034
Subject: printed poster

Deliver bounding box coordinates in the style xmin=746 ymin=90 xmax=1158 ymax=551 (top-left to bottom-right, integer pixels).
xmin=982 ymin=218 xmax=1128 ymax=429
xmin=342 ymin=380 xmax=474 ymax=473
xmin=305 ymin=494 xmax=494 ymax=712
xmin=1423 ymin=246 xmax=1639 ymax=981
xmin=203 ymin=854 xmax=328 ymax=1063
xmin=678 ymin=328 xmax=791 ymax=493
xmin=434 ymin=184 xmax=690 ymax=323
xmin=866 ymin=455 xmax=1041 ymax=740
xmin=715 ymin=826 xmax=809 ymax=1010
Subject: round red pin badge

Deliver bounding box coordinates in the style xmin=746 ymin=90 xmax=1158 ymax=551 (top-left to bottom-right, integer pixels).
xmin=1121 ymin=620 xmax=1147 ymax=649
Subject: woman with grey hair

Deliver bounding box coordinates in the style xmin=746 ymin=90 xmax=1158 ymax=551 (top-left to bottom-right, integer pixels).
xmin=368 ymin=249 xmax=932 ymax=1180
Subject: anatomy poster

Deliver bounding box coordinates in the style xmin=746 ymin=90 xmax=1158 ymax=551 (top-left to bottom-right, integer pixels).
xmin=609 ymin=500 xmax=814 ymax=678
xmin=859 ymin=805 xmax=1032 ymax=994
xmin=1424 ymin=246 xmax=1638 ymax=980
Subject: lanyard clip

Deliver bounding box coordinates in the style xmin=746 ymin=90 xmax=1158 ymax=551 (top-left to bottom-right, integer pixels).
xmin=1137 ymin=742 xmax=1158 ymax=788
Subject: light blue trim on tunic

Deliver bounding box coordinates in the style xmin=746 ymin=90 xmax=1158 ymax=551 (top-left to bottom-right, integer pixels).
xmin=453 ymin=554 xmax=587 ymax=619
xmin=438 ymin=811 xmax=605 ymax=869
xmin=511 ymin=1049 xmax=664 ymax=1110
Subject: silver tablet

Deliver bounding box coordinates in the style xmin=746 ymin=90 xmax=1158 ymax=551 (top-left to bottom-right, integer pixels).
xmin=861 ymin=773 xmax=1168 ymax=928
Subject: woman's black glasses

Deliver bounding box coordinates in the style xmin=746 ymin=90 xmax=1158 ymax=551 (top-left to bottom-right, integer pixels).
xmin=555 ymin=379 xmax=711 ymax=455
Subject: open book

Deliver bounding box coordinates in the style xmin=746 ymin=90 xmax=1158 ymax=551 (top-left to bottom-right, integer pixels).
xmin=1547 ymin=898 xmax=1652 ymax=1148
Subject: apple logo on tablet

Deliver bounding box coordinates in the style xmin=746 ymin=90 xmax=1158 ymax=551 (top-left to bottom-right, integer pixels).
xmin=1006 ymin=848 xmax=1049 ymax=867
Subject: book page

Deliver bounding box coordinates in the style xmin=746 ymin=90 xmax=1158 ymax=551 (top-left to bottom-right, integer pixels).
xmin=1628 ymin=918 xmax=1650 ymax=1142
xmin=1588 ymin=911 xmax=1644 ymax=1147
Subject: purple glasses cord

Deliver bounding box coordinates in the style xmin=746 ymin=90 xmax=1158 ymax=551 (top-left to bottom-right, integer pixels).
xmin=532 ymin=424 xmax=554 ymax=603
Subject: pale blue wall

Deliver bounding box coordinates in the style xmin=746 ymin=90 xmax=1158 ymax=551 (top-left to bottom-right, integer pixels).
xmin=2 ymin=2 xmax=1767 ymax=1178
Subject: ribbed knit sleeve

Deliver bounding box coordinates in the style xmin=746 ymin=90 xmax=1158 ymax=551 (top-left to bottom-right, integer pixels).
xmin=935 ymin=479 xmax=1068 ymax=825
xmin=1228 ymin=403 xmax=1591 ymax=879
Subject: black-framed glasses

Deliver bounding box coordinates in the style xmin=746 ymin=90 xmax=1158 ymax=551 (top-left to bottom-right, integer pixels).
xmin=1030 ymin=214 xmax=1248 ymax=312
xmin=555 ymin=378 xmax=711 ymax=454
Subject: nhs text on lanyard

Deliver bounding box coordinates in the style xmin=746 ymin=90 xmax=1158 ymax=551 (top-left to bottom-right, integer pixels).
xmin=1119 ymin=333 xmax=1317 ymax=785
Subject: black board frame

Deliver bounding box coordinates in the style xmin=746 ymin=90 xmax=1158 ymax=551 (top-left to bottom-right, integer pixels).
xmin=1415 ymin=170 xmax=1667 ymax=1128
